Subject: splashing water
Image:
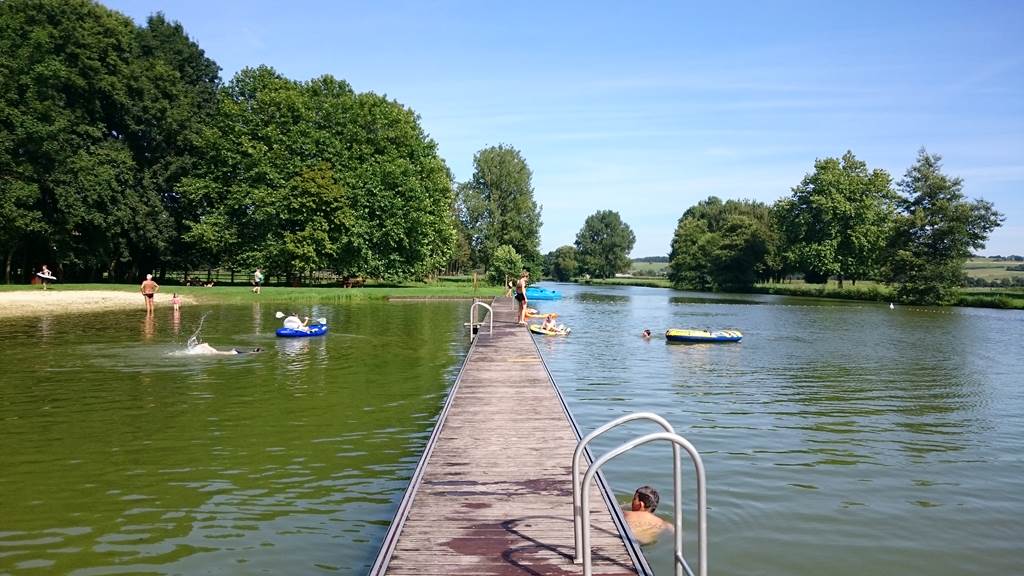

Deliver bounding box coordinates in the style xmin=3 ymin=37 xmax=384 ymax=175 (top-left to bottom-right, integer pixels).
xmin=186 ymin=312 xmax=210 ymax=350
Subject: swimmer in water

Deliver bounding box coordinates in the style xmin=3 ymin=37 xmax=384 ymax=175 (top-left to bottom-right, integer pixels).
xmin=187 ymin=343 xmax=263 ymax=355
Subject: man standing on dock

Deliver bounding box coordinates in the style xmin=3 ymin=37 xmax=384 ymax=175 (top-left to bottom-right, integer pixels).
xmin=515 ymin=270 xmax=529 ymax=325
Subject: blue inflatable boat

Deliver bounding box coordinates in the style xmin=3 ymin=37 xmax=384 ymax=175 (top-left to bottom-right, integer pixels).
xmin=276 ymin=324 xmax=329 ymax=338
xmin=525 ymin=286 xmax=562 ymax=300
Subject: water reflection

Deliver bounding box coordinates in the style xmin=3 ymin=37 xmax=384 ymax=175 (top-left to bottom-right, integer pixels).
xmin=535 ymin=282 xmax=1024 ymax=576
xmin=0 ymin=301 xmax=469 ymax=575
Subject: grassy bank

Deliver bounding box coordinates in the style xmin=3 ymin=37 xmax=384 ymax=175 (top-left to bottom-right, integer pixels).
xmin=580 ymin=277 xmax=673 ymax=288
xmin=0 ymin=281 xmax=504 ymax=304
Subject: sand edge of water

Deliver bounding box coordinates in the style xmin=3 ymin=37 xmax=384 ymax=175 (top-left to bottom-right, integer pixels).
xmin=0 ymin=290 xmax=194 ymax=318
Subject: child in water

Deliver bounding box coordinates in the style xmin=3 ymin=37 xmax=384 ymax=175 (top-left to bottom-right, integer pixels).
xmin=171 ymin=293 xmax=182 ymax=311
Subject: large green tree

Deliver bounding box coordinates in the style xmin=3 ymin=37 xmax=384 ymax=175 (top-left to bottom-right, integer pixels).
xmin=575 ymin=210 xmax=635 ymax=278
xmin=456 ymin=145 xmax=542 ymax=271
xmin=883 ymin=150 xmax=1003 ymax=304
xmin=668 ymin=197 xmax=777 ymax=291
xmin=180 ymin=66 xmax=455 ymax=280
xmin=545 ymin=245 xmax=578 ymax=281
xmin=0 ymin=0 xmax=220 ymax=281
xmin=775 ymin=151 xmax=895 ymax=286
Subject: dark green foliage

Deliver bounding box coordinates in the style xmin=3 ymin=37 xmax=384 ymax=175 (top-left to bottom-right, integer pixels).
xmin=883 ymin=150 xmax=1003 ymax=305
xmin=545 ymin=245 xmax=578 ymax=281
xmin=774 ymin=151 xmax=896 ymax=287
xmin=0 ymin=0 xmax=218 ymax=281
xmin=455 ymin=145 xmax=542 ymax=271
xmin=487 ymin=244 xmax=523 ymax=286
xmin=668 ymin=197 xmax=777 ymax=291
xmin=1 ymin=0 xmax=455 ymax=283
xmin=575 ymin=210 xmax=635 ymax=279
xmin=180 ymin=67 xmax=456 ymax=280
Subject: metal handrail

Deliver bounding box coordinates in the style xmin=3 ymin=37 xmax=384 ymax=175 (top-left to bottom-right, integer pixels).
xmin=578 ymin=431 xmax=708 ymax=576
xmin=572 ymin=413 xmax=680 ymax=566
xmin=467 ymin=301 xmax=492 ymax=340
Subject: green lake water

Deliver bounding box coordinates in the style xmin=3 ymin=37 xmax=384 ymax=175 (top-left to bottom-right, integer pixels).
xmin=2 ymin=287 xmax=1022 ymax=575
xmin=0 ymin=301 xmax=469 ymax=574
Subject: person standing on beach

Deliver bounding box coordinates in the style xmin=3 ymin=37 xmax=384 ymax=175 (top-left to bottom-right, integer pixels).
xmin=141 ymin=274 xmax=159 ymax=313
xmin=38 ymin=265 xmax=53 ymax=290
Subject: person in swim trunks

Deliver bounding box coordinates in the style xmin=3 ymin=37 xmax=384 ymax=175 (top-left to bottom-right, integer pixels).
xmin=515 ymin=270 xmax=529 ymax=325
xmin=140 ymin=273 xmax=159 ymax=313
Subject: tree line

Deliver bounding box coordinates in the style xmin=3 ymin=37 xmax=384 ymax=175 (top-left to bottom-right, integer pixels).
xmin=0 ymin=0 xmax=470 ymax=284
xmin=667 ymin=150 xmax=1003 ymax=305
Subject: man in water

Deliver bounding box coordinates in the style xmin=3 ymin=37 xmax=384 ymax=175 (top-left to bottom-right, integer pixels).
xmin=188 ymin=343 xmax=263 ymax=355
xmin=623 ymin=485 xmax=674 ymax=545
xmin=140 ymin=274 xmax=159 ymax=313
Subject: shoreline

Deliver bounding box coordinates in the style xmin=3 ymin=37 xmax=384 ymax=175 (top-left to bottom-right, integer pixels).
xmin=0 ymin=290 xmax=190 ymax=318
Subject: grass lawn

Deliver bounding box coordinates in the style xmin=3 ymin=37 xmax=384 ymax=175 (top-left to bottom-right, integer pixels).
xmin=0 ymin=281 xmax=503 ymax=304
xmin=963 ymin=257 xmax=1024 ymax=281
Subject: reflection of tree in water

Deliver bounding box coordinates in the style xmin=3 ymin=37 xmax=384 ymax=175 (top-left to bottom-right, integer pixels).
xmin=576 ymin=292 xmax=629 ymax=304
xmin=669 ymin=295 xmax=762 ymax=306
xmin=777 ymin=359 xmax=975 ymax=460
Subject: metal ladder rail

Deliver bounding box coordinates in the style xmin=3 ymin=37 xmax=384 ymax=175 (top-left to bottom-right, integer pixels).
xmin=572 ymin=413 xmax=681 ymax=566
xmin=466 ymin=300 xmax=493 ymax=340
xmin=579 ymin=432 xmax=708 ymax=576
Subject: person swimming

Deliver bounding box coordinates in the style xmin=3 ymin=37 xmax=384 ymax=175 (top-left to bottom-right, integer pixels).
xmin=187 ymin=342 xmax=263 ymax=356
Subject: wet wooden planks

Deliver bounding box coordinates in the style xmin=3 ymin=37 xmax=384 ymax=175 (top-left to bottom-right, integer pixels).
xmin=372 ymin=297 xmax=643 ymax=575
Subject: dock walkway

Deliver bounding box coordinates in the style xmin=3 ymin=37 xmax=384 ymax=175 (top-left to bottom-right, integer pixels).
xmin=371 ymin=297 xmax=647 ymax=575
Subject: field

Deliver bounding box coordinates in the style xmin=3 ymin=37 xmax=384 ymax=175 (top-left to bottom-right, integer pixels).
xmin=963 ymin=257 xmax=1024 ymax=281
xmin=627 ymin=261 xmax=669 ymax=276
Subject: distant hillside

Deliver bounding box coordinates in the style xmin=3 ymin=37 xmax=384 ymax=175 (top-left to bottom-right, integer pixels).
xmin=632 ymin=256 xmax=669 ymax=263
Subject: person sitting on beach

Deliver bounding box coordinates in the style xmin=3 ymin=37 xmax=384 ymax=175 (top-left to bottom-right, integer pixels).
xmin=623 ymin=485 xmax=674 ymax=545
xmin=188 ymin=343 xmax=263 ymax=356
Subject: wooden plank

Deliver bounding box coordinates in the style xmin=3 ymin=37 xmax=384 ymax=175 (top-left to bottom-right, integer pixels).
xmin=373 ymin=297 xmax=645 ymax=575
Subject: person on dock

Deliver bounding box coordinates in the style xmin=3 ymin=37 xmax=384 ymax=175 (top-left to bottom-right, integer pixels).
xmin=141 ymin=274 xmax=159 ymax=313
xmin=515 ymin=270 xmax=529 ymax=325
xmin=623 ymin=485 xmax=674 ymax=545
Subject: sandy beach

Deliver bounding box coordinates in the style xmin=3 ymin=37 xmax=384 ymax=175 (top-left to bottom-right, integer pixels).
xmin=0 ymin=290 xmax=192 ymax=318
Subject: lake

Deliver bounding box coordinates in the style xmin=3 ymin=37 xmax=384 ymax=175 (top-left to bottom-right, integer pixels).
xmin=1 ymin=286 xmax=1021 ymax=575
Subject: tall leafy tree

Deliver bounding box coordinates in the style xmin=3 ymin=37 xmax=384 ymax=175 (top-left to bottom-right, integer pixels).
xmin=180 ymin=66 xmax=455 ymax=280
xmin=775 ymin=151 xmax=896 ymax=286
xmin=487 ymin=244 xmax=523 ymax=286
xmin=545 ymin=245 xmax=578 ymax=281
xmin=457 ymin=145 xmax=542 ymax=271
xmin=884 ymin=150 xmax=1003 ymax=304
xmin=0 ymin=1 xmax=221 ymax=281
xmin=575 ymin=210 xmax=635 ymax=278
xmin=668 ymin=197 xmax=776 ymax=291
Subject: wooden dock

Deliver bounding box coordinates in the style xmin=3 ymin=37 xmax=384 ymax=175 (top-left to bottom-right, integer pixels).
xmin=370 ymin=297 xmax=649 ymax=575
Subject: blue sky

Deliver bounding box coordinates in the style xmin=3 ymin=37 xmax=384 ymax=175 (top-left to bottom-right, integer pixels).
xmin=102 ymin=0 xmax=1024 ymax=257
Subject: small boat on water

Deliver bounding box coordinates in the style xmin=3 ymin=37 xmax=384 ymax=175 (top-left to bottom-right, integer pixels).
xmin=665 ymin=328 xmax=742 ymax=343
xmin=525 ymin=286 xmax=561 ymax=300
xmin=276 ymin=324 xmax=329 ymax=338
xmin=529 ymin=324 xmax=571 ymax=336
